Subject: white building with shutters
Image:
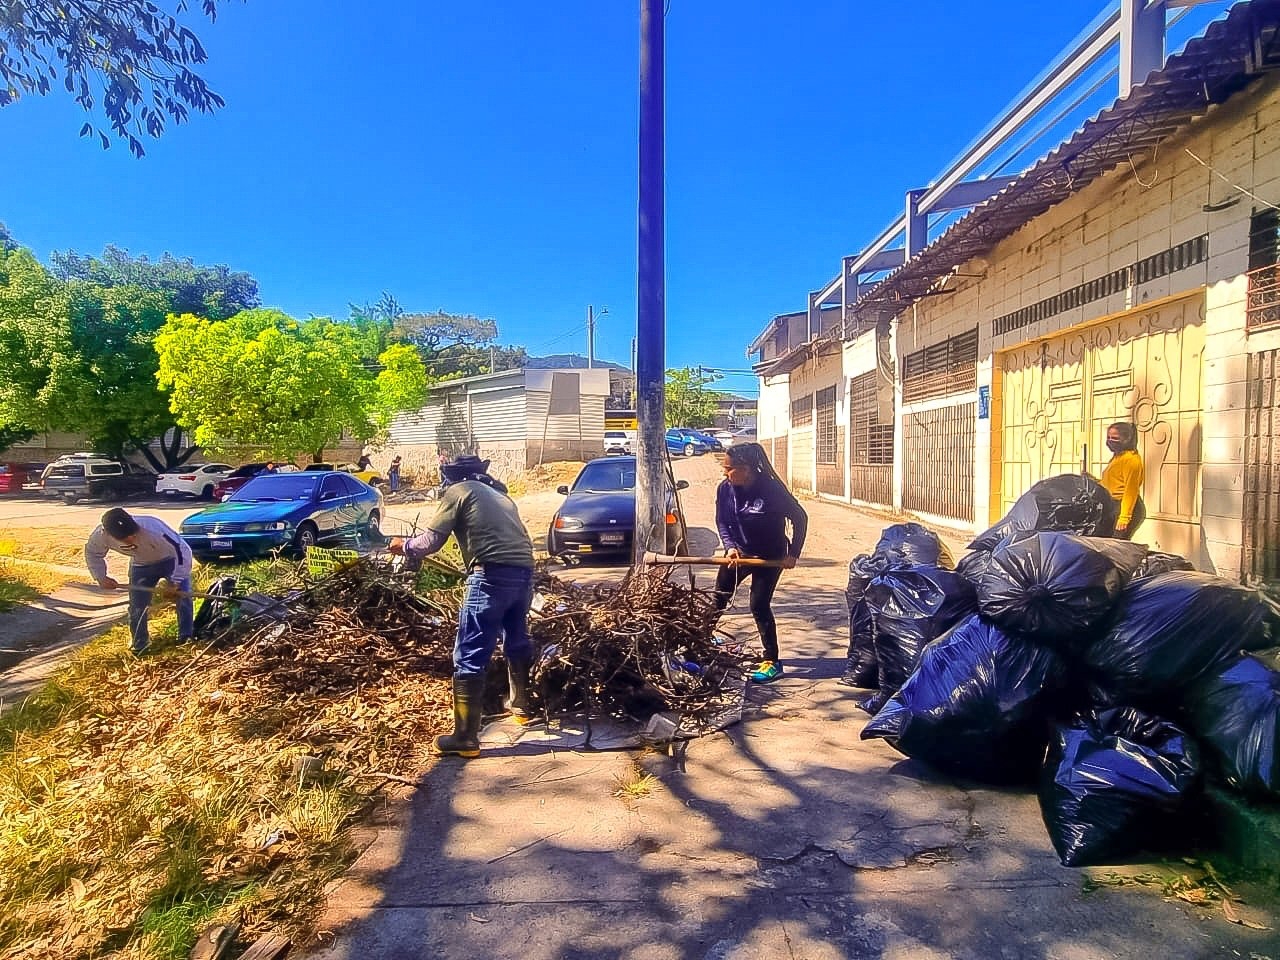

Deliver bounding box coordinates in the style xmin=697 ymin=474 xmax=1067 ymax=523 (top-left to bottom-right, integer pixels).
xmin=750 ymin=1 xmax=1280 ymax=583
xmin=382 ymin=367 xmax=611 ymax=480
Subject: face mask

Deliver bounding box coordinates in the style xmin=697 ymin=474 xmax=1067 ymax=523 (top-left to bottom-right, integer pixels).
xmin=1106 ymin=439 xmax=1124 ymax=453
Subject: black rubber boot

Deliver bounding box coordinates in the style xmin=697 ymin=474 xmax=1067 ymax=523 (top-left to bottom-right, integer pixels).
xmin=434 ymin=675 xmax=485 ymax=758
xmin=505 ymin=657 xmax=533 ymax=720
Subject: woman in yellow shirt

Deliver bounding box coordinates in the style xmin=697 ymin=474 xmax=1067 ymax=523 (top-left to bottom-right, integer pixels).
xmin=1100 ymin=421 xmax=1145 ymax=539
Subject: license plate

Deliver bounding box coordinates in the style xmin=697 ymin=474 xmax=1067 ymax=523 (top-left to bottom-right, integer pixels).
xmin=210 ymin=539 xmax=232 ymax=551
xmin=599 ymin=532 xmax=626 ymax=544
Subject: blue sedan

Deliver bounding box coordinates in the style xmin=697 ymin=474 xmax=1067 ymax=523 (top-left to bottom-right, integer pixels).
xmin=181 ymin=471 xmax=384 ymax=561
xmin=665 ymin=428 xmax=709 ymax=457
xmin=547 ymin=456 xmax=689 ymax=561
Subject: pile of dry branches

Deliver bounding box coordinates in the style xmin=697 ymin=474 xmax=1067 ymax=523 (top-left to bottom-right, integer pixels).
xmin=197 ymin=559 xmax=748 ymax=732
xmin=527 ymin=567 xmax=747 ymax=730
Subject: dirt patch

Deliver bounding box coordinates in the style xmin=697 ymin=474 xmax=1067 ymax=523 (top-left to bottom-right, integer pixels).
xmin=505 ymin=461 xmax=585 ymax=498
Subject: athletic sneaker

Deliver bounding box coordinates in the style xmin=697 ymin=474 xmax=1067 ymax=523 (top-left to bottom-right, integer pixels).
xmin=750 ymin=660 xmax=783 ymax=683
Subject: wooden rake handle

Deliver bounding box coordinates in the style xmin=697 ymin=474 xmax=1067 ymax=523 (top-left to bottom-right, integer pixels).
xmin=642 ymin=552 xmax=786 ymax=568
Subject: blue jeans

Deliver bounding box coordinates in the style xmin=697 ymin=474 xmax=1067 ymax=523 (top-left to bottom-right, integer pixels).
xmin=129 ymin=559 xmax=194 ymax=652
xmin=453 ymin=564 xmax=534 ymax=678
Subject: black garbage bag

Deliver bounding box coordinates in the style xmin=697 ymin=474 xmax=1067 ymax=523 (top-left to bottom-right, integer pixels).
xmin=1131 ymin=551 xmax=1194 ymax=581
xmin=862 ymin=615 xmax=1065 ymax=784
xmin=1182 ymin=652 xmax=1280 ymax=797
xmin=874 ymin=522 xmax=954 ymax=570
xmin=843 ymin=555 xmax=880 ymax=688
xmin=970 ymin=474 xmax=1119 ymax=552
xmin=866 ymin=566 xmax=977 ymax=702
xmin=976 ymin=533 xmax=1147 ymax=645
xmin=955 ymin=549 xmax=995 ymax=586
xmin=192 ymin=576 xmax=238 ymax=639
xmin=1039 ymin=707 xmax=1202 ymax=867
xmin=1084 ymin=572 xmax=1271 ymax=706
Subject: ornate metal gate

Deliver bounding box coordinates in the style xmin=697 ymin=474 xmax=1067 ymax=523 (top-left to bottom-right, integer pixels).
xmin=997 ymin=294 xmax=1205 ymax=556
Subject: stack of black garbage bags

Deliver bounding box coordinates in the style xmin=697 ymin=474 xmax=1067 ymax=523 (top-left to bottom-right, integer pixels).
xmin=844 ymin=474 xmax=1280 ymax=867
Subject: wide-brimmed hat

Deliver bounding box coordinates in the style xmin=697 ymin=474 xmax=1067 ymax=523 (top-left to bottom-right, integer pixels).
xmin=440 ymin=454 xmax=491 ymax=483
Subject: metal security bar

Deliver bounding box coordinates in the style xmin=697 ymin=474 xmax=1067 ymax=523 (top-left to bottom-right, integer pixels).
xmin=902 ymin=403 xmax=977 ymax=522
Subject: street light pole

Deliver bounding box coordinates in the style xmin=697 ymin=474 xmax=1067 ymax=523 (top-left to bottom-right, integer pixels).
xmin=635 ymin=0 xmax=666 ymax=563
xmin=587 ymin=305 xmax=595 ymax=369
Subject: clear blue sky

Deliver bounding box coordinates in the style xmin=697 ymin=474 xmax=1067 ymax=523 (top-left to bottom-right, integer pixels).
xmin=0 ymin=1 xmax=1164 ymax=397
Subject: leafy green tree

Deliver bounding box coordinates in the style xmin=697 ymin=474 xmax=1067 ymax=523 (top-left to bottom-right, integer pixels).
xmin=665 ymin=367 xmax=721 ymax=428
xmin=0 ymin=248 xmax=72 ymax=435
xmin=0 ymin=1 xmax=235 ymax=156
xmin=0 ymin=240 xmax=264 ymax=469
xmin=155 ymin=309 xmax=428 ymax=462
xmin=58 ymin=282 xmax=182 ymax=467
xmin=50 ymin=245 xmax=259 ymax=320
xmin=0 ymin=424 xmax=35 ymax=456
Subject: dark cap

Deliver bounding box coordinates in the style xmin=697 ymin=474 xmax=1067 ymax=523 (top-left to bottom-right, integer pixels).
xmin=101 ymin=507 xmax=139 ymax=540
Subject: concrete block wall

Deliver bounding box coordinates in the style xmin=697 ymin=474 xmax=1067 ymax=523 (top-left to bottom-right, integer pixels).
xmin=892 ymin=73 xmax=1280 ymax=568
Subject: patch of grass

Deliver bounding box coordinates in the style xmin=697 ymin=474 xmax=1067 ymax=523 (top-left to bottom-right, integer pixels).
xmin=0 ymin=569 xmax=40 ymax=612
xmin=0 ymin=557 xmax=75 ymax=597
xmin=613 ymin=760 xmax=659 ymax=802
xmin=0 ymin=597 xmax=446 ymax=957
xmin=0 ymin=526 xmax=91 ymax=566
xmin=138 ymin=884 xmax=259 ymax=960
xmin=191 ymin=555 xmax=306 ymax=596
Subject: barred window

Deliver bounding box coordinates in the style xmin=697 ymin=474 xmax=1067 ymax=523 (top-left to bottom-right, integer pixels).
xmin=1248 ymin=209 xmax=1280 ymax=330
xmin=791 ymin=393 xmax=813 ymax=427
xmin=902 ymin=328 xmax=979 ymax=403
xmin=850 ymin=371 xmax=893 ymax=466
xmin=815 ymin=386 xmax=837 ymax=464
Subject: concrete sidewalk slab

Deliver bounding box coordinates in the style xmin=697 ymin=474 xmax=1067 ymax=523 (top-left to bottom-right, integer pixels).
xmin=303 ymin=607 xmax=1280 ymax=959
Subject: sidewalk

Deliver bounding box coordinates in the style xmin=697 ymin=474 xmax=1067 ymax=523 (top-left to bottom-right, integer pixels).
xmin=0 ymin=575 xmax=128 ymax=708
xmin=302 ymin=485 xmax=1280 ymax=960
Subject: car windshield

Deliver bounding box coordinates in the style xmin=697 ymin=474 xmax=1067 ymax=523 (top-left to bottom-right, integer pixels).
xmin=572 ymin=460 xmax=636 ymax=492
xmin=230 ymin=464 xmax=265 ymax=478
xmin=230 ymin=474 xmax=318 ymax=502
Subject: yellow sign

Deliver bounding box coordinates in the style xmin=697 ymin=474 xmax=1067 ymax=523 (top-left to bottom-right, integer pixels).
xmin=305 ymin=546 xmax=361 ymax=578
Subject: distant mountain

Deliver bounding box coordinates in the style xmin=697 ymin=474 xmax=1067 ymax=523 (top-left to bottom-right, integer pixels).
xmin=526 ymin=353 xmax=630 ymax=371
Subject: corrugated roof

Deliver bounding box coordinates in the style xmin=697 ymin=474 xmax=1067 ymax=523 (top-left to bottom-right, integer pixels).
xmin=857 ymin=0 xmax=1280 ymax=313
xmin=757 ymin=0 xmax=1280 ymax=378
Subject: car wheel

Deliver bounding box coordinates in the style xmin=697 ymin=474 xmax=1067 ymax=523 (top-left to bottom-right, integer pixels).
xmin=200 ymin=485 xmax=214 ymax=500
xmin=364 ymin=510 xmax=382 ymax=541
xmin=293 ymin=521 xmax=319 ymax=555
xmin=62 ymin=491 xmax=78 ymax=504
xmin=683 ymin=442 xmax=695 ymax=458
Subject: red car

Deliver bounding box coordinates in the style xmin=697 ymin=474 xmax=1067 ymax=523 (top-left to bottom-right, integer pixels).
xmin=211 ymin=462 xmax=298 ymax=500
xmin=0 ymin=463 xmax=32 ymax=494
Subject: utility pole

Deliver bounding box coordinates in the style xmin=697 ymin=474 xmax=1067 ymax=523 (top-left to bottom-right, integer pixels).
xmin=635 ymin=0 xmax=666 ymax=562
xmin=489 ymin=344 xmax=496 ymax=374
xmin=587 ymin=305 xmax=595 ymax=369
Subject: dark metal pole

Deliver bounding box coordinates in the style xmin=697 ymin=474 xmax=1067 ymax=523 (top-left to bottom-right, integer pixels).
xmin=587 ymin=304 xmax=595 ymax=369
xmin=635 ymin=0 xmax=666 ymax=562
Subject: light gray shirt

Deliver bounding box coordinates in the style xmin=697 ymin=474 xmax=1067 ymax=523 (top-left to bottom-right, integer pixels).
xmin=85 ymin=515 xmax=193 ymax=582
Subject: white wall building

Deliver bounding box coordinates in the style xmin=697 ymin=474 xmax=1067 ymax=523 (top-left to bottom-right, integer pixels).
xmin=752 ymin=1 xmax=1280 ymax=583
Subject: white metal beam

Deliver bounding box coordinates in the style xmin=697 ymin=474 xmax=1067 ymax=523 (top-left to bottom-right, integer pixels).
xmin=917 ymin=7 xmax=1121 ymax=214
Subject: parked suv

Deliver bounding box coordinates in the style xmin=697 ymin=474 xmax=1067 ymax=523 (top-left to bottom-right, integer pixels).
xmin=40 ymin=454 xmax=158 ymax=504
